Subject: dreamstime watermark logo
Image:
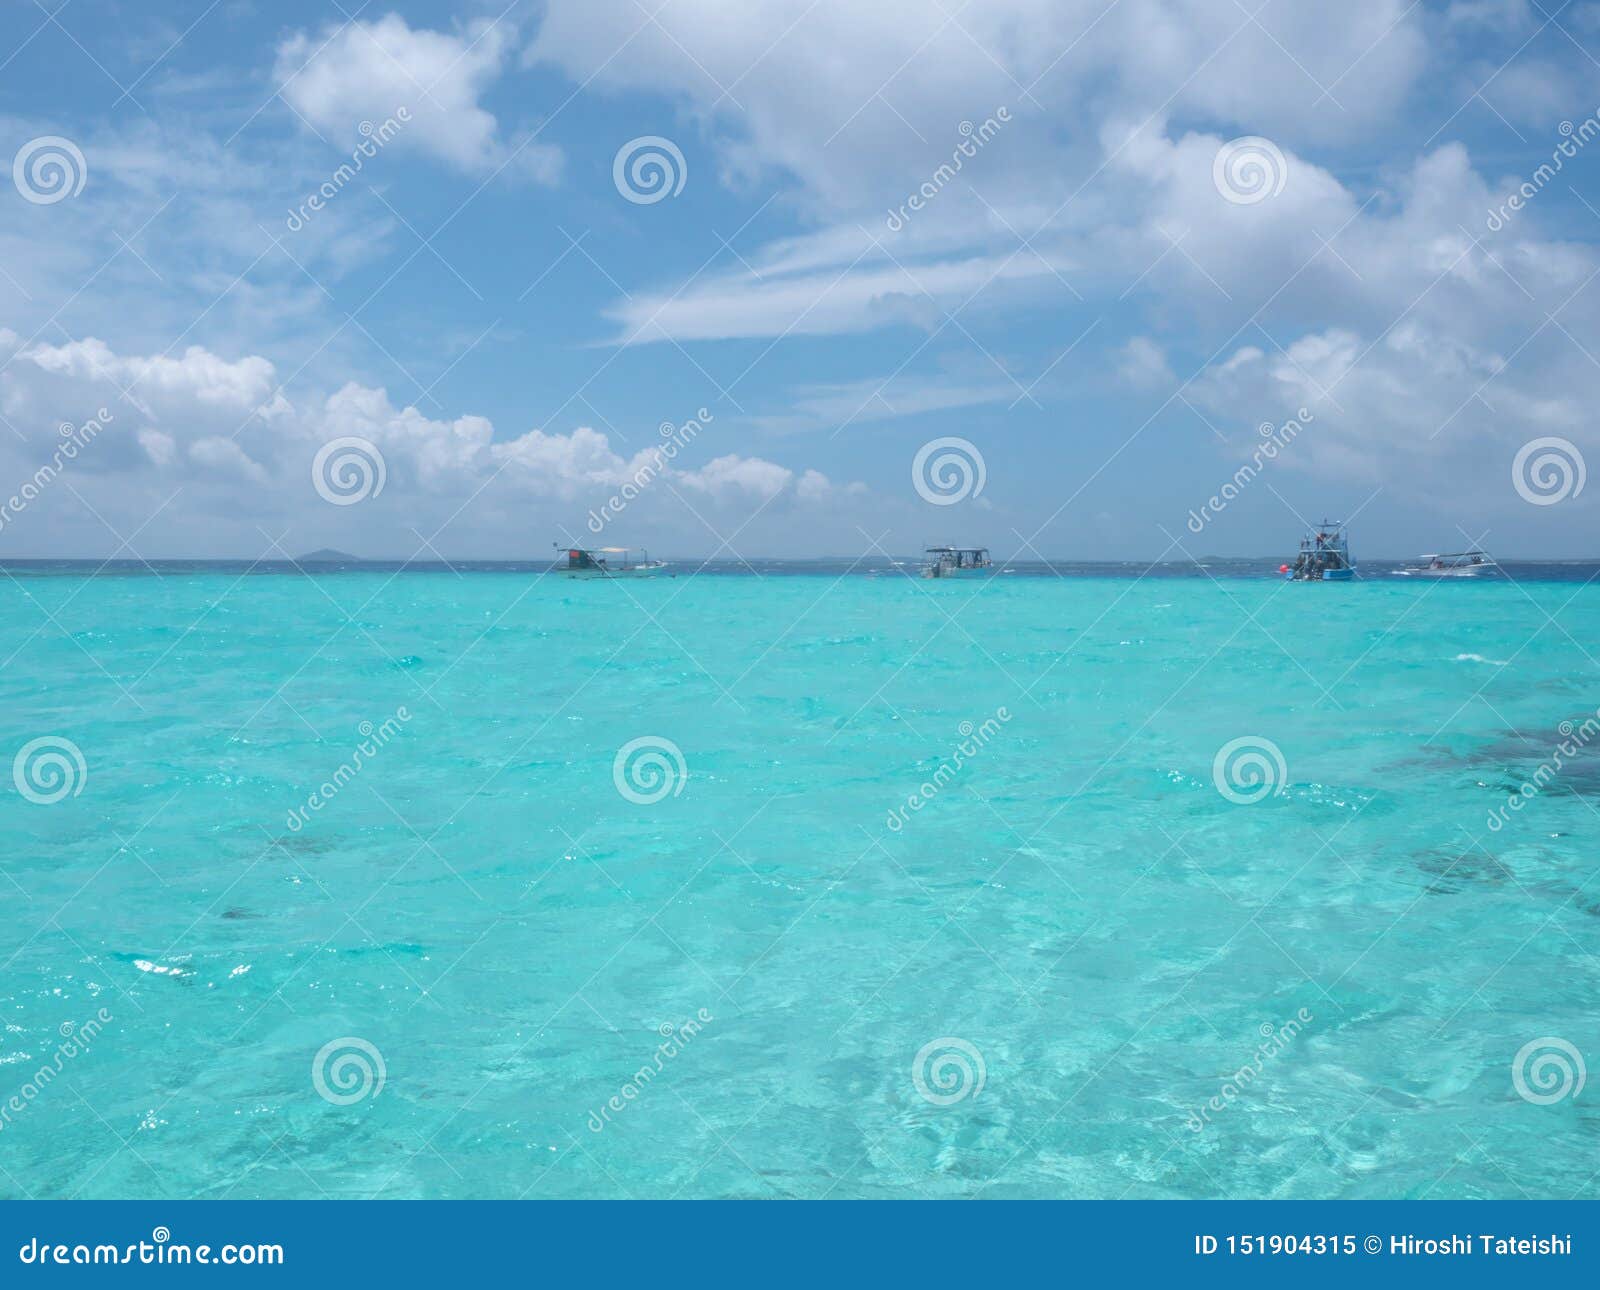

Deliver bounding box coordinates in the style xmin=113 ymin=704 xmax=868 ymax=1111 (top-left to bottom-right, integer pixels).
xmin=1186 ymin=408 xmax=1313 ymax=534
xmin=1486 ymin=113 xmax=1600 ymax=232
xmin=912 ymin=1037 xmax=986 ymax=1106
xmin=1185 ymin=1009 xmax=1314 ymax=1132
xmin=12 ymin=136 xmax=87 ymax=205
xmin=587 ymin=408 xmax=713 ymax=535
xmin=0 ymin=408 xmax=113 ymax=535
xmin=0 ymin=1008 xmax=114 ymax=1133
xmin=887 ymin=708 xmax=1011 ymax=832
xmin=285 ymin=707 xmax=411 ymax=833
xmin=285 ymin=108 xmax=411 ymax=231
xmin=1512 ymin=436 xmax=1585 ymax=506
xmin=1487 ymin=708 xmax=1600 ymax=832
xmin=912 ymin=436 xmax=986 ymax=506
xmin=1511 ymin=1036 xmax=1585 ymax=1105
xmin=1212 ymin=136 xmax=1287 ymax=205
xmin=12 ymin=736 xmax=87 ymax=805
xmin=613 ymin=136 xmax=687 ymax=204
xmin=885 ymin=107 xmax=1011 ymax=231
xmin=17 ymin=1229 xmax=283 ymax=1267
xmin=312 ymin=1036 xmax=386 ymax=1105
xmin=1212 ymin=736 xmax=1286 ymax=804
xmin=612 ymin=736 xmax=687 ymax=804
xmin=587 ymin=1010 xmax=714 ymax=1133
xmin=312 ymin=435 xmax=387 ymax=505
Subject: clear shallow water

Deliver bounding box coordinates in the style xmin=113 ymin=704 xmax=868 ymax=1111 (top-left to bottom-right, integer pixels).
xmin=1 ymin=564 xmax=1597 ymax=1199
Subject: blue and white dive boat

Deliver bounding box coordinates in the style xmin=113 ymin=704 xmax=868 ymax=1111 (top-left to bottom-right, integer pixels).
xmin=1283 ymin=522 xmax=1355 ymax=581
xmin=920 ymin=546 xmax=993 ymax=579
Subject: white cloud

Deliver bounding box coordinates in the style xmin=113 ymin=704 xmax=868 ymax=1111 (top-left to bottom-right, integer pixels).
xmin=530 ymin=0 xmax=1426 ymax=206
xmin=189 ymin=436 xmax=269 ymax=483
xmin=276 ymin=14 xmax=561 ymax=181
xmin=20 ymin=337 xmax=289 ymax=416
xmin=792 ymin=468 xmax=866 ymax=503
xmin=517 ymin=0 xmax=1530 ymax=354
xmin=138 ymin=428 xmax=176 ymax=467
xmin=747 ymin=373 xmax=1017 ymax=436
xmin=795 ymin=468 xmax=831 ymax=503
xmin=0 ymin=331 xmax=852 ymax=555
xmin=1116 ymin=337 xmax=1173 ymax=388
xmin=677 ymin=453 xmax=792 ymax=500
xmin=1186 ymin=321 xmax=1594 ymax=507
xmin=323 ymin=380 xmax=494 ymax=485
xmin=610 ymin=250 xmax=1055 ymax=343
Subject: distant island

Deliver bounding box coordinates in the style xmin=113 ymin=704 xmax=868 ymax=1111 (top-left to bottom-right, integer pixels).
xmin=294 ymin=549 xmax=362 ymax=563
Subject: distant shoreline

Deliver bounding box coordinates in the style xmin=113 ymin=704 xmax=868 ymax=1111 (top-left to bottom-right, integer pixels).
xmin=3 ymin=557 xmax=1599 ymax=572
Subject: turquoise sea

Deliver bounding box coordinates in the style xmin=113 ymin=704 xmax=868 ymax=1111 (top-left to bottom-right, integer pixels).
xmin=2 ymin=561 xmax=1597 ymax=1199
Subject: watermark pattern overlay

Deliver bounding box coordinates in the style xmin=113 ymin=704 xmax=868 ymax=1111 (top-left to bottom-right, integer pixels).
xmin=1185 ymin=409 xmax=1312 ymax=534
xmin=7 ymin=0 xmax=1600 ymax=1216
xmin=312 ymin=1037 xmax=386 ymax=1106
xmin=911 ymin=1037 xmax=986 ymax=1106
xmin=313 ymin=436 xmax=387 ymax=505
xmin=613 ymin=136 xmax=687 ymax=204
xmin=0 ymin=1010 xmax=114 ymax=1133
xmin=912 ymin=436 xmax=986 ymax=506
xmin=1486 ymin=708 xmax=1600 ymax=832
xmin=1212 ymin=737 xmax=1287 ymax=804
xmin=612 ymin=736 xmax=688 ymax=804
xmin=12 ymin=135 xmax=87 ymax=205
xmin=587 ymin=408 xmax=713 ymax=535
xmin=887 ymin=708 xmax=1011 ymax=832
xmin=1512 ymin=436 xmax=1585 ymax=506
xmin=587 ymin=1010 xmax=714 ymax=1132
xmin=285 ymin=707 xmax=412 ymax=833
xmin=1486 ymin=112 xmax=1600 ymax=231
xmin=1510 ymin=1036 xmax=1585 ymax=1105
xmin=0 ymin=408 xmax=113 ymax=535
xmin=17 ymin=1229 xmax=283 ymax=1266
xmin=12 ymin=736 xmax=88 ymax=805
xmin=1185 ymin=1010 xmax=1314 ymax=1132
xmin=885 ymin=107 xmax=1011 ymax=231
xmin=1212 ymin=136 xmax=1287 ymax=205
xmin=285 ymin=108 xmax=411 ymax=231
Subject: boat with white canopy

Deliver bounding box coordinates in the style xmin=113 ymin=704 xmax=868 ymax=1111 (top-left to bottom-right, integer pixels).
xmin=555 ymin=545 xmax=666 ymax=579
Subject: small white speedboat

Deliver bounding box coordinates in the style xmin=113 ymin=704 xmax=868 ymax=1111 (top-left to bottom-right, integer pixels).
xmin=1393 ymin=550 xmax=1495 ymax=578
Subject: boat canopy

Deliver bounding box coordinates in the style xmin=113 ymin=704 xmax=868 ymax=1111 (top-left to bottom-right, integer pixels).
xmin=560 ymin=544 xmax=651 ymax=569
xmin=925 ymin=546 xmax=991 ymax=567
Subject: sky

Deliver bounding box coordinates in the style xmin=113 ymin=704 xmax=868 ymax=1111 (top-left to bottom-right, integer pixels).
xmin=0 ymin=0 xmax=1598 ymax=560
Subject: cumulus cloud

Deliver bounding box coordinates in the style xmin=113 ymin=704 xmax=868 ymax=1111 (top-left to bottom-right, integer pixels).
xmin=20 ymin=337 xmax=290 ymax=418
xmin=276 ymin=13 xmax=561 ymax=181
xmin=0 ymin=331 xmax=850 ymax=555
xmin=1184 ymin=320 xmax=1595 ymax=528
xmin=676 ymin=453 xmax=792 ymax=501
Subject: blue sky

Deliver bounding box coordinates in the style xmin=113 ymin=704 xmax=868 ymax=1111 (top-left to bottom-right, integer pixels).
xmin=1 ymin=0 xmax=1598 ymax=559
